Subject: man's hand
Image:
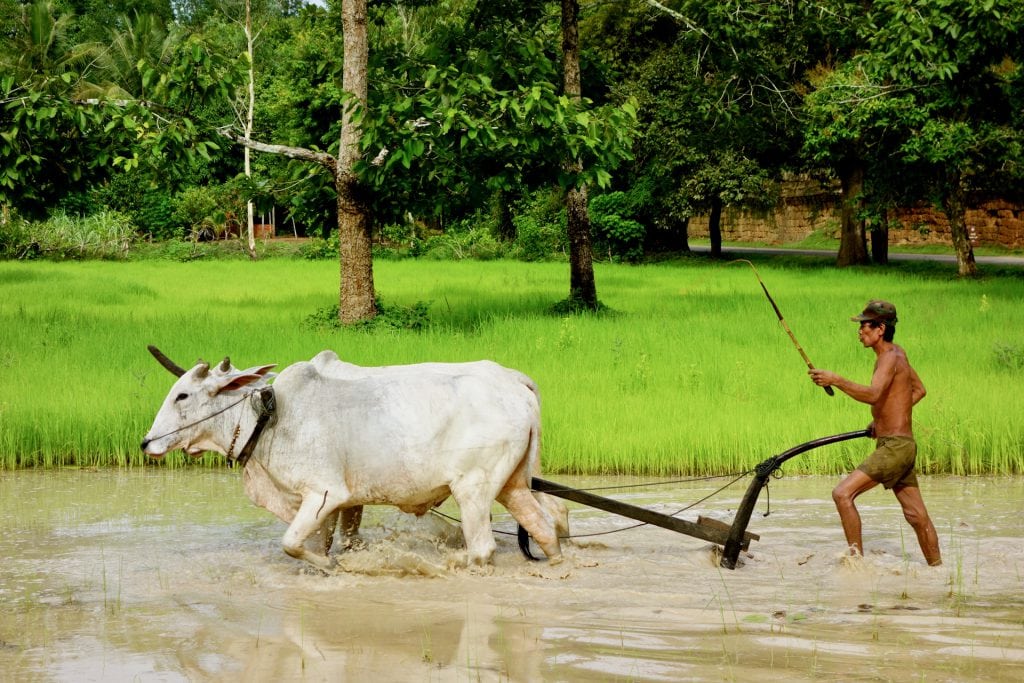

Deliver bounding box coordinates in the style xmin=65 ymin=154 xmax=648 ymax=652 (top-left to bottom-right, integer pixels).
xmin=808 ymin=368 xmax=838 ymax=387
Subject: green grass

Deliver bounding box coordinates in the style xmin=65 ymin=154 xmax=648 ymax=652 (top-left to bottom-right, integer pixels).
xmin=1 ymin=256 xmax=1022 ymax=474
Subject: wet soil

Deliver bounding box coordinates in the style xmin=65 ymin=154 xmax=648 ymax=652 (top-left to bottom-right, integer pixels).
xmin=1 ymin=470 xmax=1022 ymax=681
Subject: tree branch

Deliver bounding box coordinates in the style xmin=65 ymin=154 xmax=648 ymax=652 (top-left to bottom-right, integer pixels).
xmin=643 ymin=0 xmax=711 ymax=39
xmin=218 ymin=128 xmax=338 ymax=176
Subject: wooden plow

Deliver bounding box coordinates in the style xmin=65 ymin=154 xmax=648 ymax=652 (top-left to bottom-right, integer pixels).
xmin=527 ymin=429 xmax=871 ymax=570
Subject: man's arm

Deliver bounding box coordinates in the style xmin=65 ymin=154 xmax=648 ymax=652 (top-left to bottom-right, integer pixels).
xmin=909 ymin=365 xmax=926 ymax=405
xmin=809 ymin=354 xmax=897 ymax=406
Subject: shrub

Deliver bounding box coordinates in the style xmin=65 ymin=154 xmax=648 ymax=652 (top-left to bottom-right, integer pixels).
xmin=5 ymin=211 xmax=135 ymax=260
xmin=591 ymin=191 xmax=646 ymax=262
xmin=304 ymin=298 xmax=432 ymax=332
xmin=0 ymin=216 xmax=33 ymax=259
xmin=298 ymin=231 xmax=339 ymax=260
xmin=510 ymin=188 xmax=568 ymax=261
xmin=512 ymin=215 xmax=566 ymax=261
xmin=173 ymin=184 xmax=245 ymax=241
xmin=420 ymin=227 xmax=506 ymax=261
xmin=91 ymin=172 xmax=182 ymax=239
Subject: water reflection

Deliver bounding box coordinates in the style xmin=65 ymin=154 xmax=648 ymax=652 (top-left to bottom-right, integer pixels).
xmin=0 ymin=470 xmax=1022 ymax=681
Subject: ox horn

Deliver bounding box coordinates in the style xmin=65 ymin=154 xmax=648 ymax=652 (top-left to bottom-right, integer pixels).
xmin=147 ymin=345 xmax=186 ymax=377
xmin=218 ymin=357 xmax=231 ymax=373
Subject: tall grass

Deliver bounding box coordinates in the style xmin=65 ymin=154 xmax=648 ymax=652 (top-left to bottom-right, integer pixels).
xmin=0 ymin=257 xmax=1021 ymax=474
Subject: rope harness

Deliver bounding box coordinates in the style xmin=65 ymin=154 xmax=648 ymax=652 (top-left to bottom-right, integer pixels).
xmin=230 ymin=387 xmax=276 ymax=468
xmin=145 ymin=387 xmax=277 ymax=468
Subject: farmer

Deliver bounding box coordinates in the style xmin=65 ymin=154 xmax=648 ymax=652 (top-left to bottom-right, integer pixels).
xmin=808 ymin=300 xmax=942 ymax=566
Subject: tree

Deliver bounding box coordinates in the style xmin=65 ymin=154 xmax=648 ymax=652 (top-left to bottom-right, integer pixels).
xmin=603 ymin=1 xmax=806 ymax=258
xmin=336 ymin=0 xmax=374 ymax=321
xmin=801 ymin=61 xmax=919 ymax=266
xmin=0 ymin=0 xmax=111 ymax=217
xmin=561 ymin=0 xmax=597 ymax=308
xmin=222 ymin=0 xmax=377 ymax=322
xmin=858 ymin=0 xmax=1024 ymax=276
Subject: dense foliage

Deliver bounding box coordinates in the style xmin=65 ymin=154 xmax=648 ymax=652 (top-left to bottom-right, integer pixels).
xmin=1 ymin=0 xmax=1022 ymax=270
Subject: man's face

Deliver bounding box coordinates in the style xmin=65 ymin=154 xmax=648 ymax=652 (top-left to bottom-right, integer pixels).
xmin=858 ymin=321 xmax=885 ymax=347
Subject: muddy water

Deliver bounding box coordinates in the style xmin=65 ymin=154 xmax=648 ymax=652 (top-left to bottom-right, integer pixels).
xmin=1 ymin=470 xmax=1022 ymax=682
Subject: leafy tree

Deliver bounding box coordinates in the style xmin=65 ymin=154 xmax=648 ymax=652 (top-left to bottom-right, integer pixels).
xmin=867 ymin=0 xmax=1024 ymax=276
xmin=0 ymin=0 xmax=110 ymax=217
xmin=801 ymin=60 xmax=919 ymax=266
xmin=805 ymin=0 xmax=1024 ymax=276
xmin=227 ymin=0 xmax=636 ymax=321
xmin=600 ymin=0 xmax=814 ymax=258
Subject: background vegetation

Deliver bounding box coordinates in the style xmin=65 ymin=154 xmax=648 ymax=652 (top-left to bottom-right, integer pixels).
xmin=2 ymin=0 xmax=1022 ymax=271
xmin=1 ymin=257 xmax=1021 ymax=474
xmin=2 ymin=2 xmax=1021 ymax=475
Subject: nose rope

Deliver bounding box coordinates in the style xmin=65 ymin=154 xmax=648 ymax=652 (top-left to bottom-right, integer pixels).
xmin=144 ymin=393 xmax=251 ymax=444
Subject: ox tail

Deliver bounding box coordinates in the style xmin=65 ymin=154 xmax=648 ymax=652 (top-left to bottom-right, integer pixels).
xmin=517 ymin=408 xmax=544 ymax=562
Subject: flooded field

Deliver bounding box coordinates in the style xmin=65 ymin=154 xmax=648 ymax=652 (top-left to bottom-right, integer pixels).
xmin=1 ymin=469 xmax=1022 ymax=682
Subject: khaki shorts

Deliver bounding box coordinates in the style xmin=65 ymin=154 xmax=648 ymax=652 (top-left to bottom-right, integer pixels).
xmin=857 ymin=436 xmax=919 ymax=489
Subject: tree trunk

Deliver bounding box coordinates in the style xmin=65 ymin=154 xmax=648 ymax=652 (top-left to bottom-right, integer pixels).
xmin=243 ymin=0 xmax=257 ymax=260
xmin=495 ymin=189 xmax=515 ymax=241
xmin=337 ymin=0 xmax=376 ymax=323
xmin=869 ymin=211 xmax=889 ymax=265
xmin=836 ymin=162 xmax=869 ymax=267
xmin=708 ymin=196 xmax=723 ymax=258
xmin=561 ymin=0 xmax=598 ymax=309
xmin=942 ymin=170 xmax=978 ymax=277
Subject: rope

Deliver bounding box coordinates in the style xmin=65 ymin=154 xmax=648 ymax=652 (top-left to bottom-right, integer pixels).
xmin=549 ymin=470 xmax=752 ymax=540
xmin=144 ymin=392 xmax=251 ymax=443
xmin=532 ymin=470 xmax=750 ymax=495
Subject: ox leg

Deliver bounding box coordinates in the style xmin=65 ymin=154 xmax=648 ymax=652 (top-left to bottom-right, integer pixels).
xmin=498 ymin=488 xmax=563 ymax=563
xmin=282 ymin=493 xmax=342 ymax=571
xmin=309 ymin=510 xmax=339 ymax=556
xmin=340 ymin=505 xmax=364 ymax=550
xmin=450 ymin=476 xmax=497 ymax=566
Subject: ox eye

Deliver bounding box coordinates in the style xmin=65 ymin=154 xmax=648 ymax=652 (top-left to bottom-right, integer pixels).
xmin=175 ymin=393 xmax=188 ymax=402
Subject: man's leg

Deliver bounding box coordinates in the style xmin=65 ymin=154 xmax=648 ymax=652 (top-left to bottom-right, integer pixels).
xmin=832 ymin=469 xmax=880 ymax=556
xmin=893 ymin=484 xmax=942 ymax=566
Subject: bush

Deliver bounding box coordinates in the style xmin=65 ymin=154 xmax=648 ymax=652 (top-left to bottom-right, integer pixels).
xmin=298 ymin=231 xmax=339 ymax=260
xmin=2 ymin=211 xmax=135 ymax=260
xmin=90 ymin=172 xmax=182 ymax=240
xmin=509 ymin=188 xmax=568 ymax=261
xmin=420 ymin=227 xmax=506 ymax=261
xmin=0 ymin=216 xmax=33 ymax=259
xmin=173 ymin=184 xmax=245 ymax=241
xmin=304 ymin=298 xmax=432 ymax=332
xmin=591 ymin=191 xmax=646 ymax=262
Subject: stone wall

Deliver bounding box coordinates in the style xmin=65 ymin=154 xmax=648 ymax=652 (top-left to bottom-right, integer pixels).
xmin=688 ymin=181 xmax=1024 ymax=249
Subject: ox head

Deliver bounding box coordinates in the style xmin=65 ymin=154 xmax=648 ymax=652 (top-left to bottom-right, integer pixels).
xmin=141 ymin=346 xmax=276 ymax=458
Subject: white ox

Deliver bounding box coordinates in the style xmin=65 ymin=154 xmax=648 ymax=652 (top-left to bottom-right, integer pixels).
xmin=141 ymin=349 xmax=564 ymax=570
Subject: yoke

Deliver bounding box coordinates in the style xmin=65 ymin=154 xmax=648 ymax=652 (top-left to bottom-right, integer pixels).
xmin=527 ymin=429 xmax=872 ymax=570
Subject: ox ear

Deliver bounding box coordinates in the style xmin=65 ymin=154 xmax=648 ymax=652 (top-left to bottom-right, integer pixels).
xmin=249 ymin=364 xmax=276 ymax=378
xmin=215 ymin=365 xmax=277 ymax=394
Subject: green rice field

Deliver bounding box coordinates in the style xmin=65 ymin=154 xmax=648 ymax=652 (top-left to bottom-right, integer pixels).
xmin=1 ymin=256 xmax=1021 ymax=474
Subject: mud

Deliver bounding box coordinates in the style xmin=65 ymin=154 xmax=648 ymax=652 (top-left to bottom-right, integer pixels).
xmin=1 ymin=470 xmax=1022 ymax=681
